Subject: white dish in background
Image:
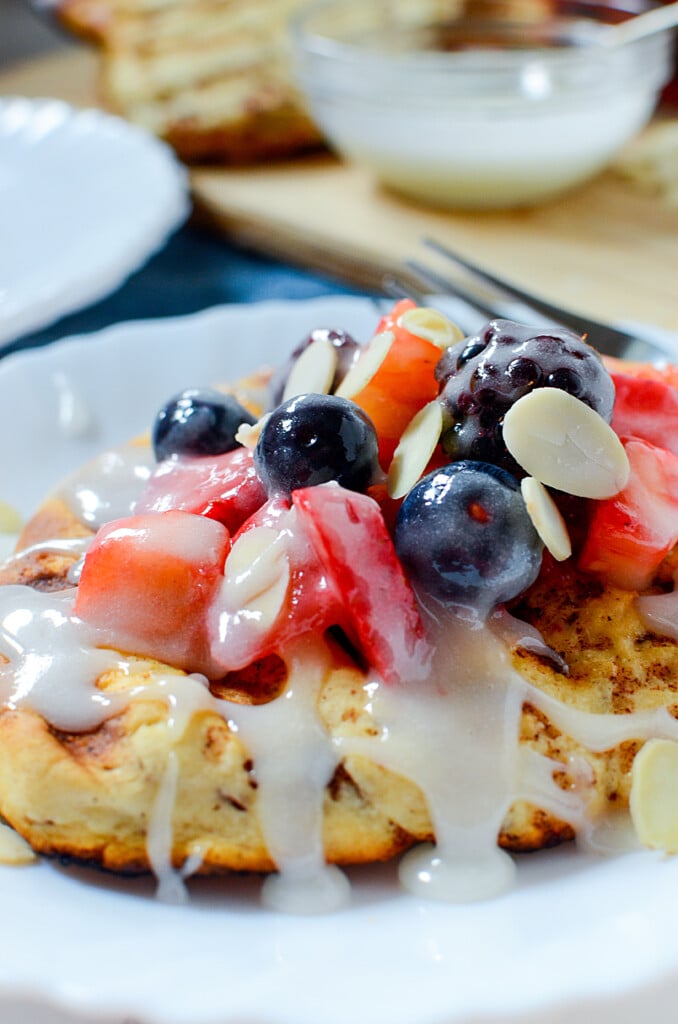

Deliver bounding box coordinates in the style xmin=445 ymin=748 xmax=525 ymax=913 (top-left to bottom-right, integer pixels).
xmin=1 ymin=297 xmax=678 ymax=1024
xmin=0 ymin=97 xmax=189 ymax=347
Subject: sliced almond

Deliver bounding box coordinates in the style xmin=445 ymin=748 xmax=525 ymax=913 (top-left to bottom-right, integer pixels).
xmin=387 ymin=401 xmax=443 ymax=499
xmin=282 ymin=338 xmax=338 ymax=402
xmin=630 ymin=738 xmax=678 ymax=853
xmin=520 ymin=477 xmax=572 ymax=561
xmin=224 ymin=525 xmax=290 ymax=632
xmin=0 ymin=822 xmax=36 ymax=865
xmin=225 ymin=525 xmax=289 ymax=601
xmin=334 ymin=331 xmax=394 ymax=400
xmin=235 ymin=413 xmax=270 ymax=450
xmin=502 ymin=389 xmax=630 ymax=499
xmin=397 ymin=306 xmax=464 ymax=349
xmin=0 ymin=500 xmax=22 ymax=534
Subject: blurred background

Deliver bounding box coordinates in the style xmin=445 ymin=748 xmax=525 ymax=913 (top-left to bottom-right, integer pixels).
xmin=0 ymin=0 xmax=70 ymax=63
xmin=0 ymin=0 xmax=676 ymax=353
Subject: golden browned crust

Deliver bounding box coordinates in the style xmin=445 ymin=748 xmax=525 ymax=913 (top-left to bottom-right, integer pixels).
xmin=513 ymin=564 xmax=678 ymax=718
xmin=1 ymin=498 xmax=677 ymax=875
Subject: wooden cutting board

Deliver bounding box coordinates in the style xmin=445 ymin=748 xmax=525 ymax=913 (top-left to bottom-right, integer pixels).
xmin=2 ymin=47 xmax=677 ymax=331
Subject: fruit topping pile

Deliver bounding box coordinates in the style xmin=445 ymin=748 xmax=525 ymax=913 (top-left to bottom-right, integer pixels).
xmin=74 ymin=302 xmax=678 ymax=684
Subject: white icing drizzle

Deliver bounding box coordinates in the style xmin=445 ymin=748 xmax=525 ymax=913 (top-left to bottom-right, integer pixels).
xmin=0 ymin=535 xmax=91 ymax=586
xmin=0 ymin=586 xmax=128 ymax=730
xmin=335 ymin=607 xmax=678 ymax=902
xmin=637 ymin=587 xmax=678 ymax=642
xmin=490 ymin=607 xmax=569 ymax=675
xmin=512 ymin=748 xmax=639 ymax=854
xmin=516 ymin=747 xmax=590 ymax=829
xmin=147 ymin=750 xmax=185 ymax=904
xmin=578 ymin=809 xmax=643 ymax=855
xmin=59 ymin=444 xmax=154 ymax=529
xmin=0 ymin=578 xmax=345 ymax=909
xmin=131 ymin=672 xmax=217 ymax=902
xmin=2 ymin=568 xmax=678 ymax=907
xmin=528 ymin=686 xmax=678 ymax=752
xmin=130 ymin=673 xmax=215 ymax=737
xmin=131 ymin=652 xmax=348 ymax=911
xmin=2 ymin=536 xmax=92 ymax=569
xmin=337 ymin=619 xmax=525 ymax=901
xmin=133 ymin=646 xmax=349 ymax=912
xmin=230 ymin=636 xmax=350 ymax=914
xmin=145 ymin=746 xmax=207 ymax=904
xmin=0 ymin=536 xmax=92 ymax=596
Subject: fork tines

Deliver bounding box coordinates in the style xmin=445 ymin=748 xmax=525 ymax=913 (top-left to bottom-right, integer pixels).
xmin=399 ymin=238 xmax=666 ymax=364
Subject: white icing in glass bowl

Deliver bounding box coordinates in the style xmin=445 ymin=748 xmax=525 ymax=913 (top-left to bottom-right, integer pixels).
xmin=291 ymin=0 xmax=675 ymax=209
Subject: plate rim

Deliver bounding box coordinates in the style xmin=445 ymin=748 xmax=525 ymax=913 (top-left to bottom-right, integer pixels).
xmin=0 ymin=96 xmax=190 ymax=347
xmin=1 ymin=297 xmax=678 ymax=1024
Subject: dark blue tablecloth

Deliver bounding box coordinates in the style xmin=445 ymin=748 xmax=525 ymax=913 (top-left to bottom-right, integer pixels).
xmin=5 ymin=222 xmax=374 ymax=358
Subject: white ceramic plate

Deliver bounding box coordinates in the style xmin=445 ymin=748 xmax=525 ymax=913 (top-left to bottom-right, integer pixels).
xmin=0 ymin=97 xmax=189 ymax=347
xmin=1 ymin=297 xmax=678 ymax=1024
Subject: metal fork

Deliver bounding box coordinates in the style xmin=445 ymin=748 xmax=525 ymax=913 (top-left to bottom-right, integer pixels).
xmin=388 ymin=237 xmax=669 ymax=364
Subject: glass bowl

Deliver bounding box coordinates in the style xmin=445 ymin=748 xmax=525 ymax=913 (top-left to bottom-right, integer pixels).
xmin=290 ymin=0 xmax=675 ymax=209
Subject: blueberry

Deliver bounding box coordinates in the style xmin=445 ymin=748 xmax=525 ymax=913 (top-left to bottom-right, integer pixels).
xmin=394 ymin=461 xmax=543 ymax=616
xmin=268 ymin=328 xmax=361 ymax=407
xmin=153 ymin=388 xmax=256 ymax=461
xmin=435 ymin=319 xmax=615 ymax=474
xmin=254 ymin=393 xmax=380 ymax=497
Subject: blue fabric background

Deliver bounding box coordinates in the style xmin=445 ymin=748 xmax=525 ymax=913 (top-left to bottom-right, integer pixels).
xmin=5 ymin=222 xmax=374 ymax=357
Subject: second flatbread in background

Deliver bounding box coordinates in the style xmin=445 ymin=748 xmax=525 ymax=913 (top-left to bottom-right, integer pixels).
xmin=54 ymin=0 xmax=324 ymax=162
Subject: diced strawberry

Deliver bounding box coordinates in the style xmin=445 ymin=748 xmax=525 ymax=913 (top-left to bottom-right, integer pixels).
xmin=578 ymin=437 xmax=678 ymax=591
xmin=75 ymin=510 xmax=230 ymax=676
xmin=231 ymin=492 xmax=292 ymax=540
xmin=351 ymin=300 xmax=443 ymax=467
xmin=208 ymin=496 xmax=346 ymax=673
xmin=135 ymin=447 xmax=266 ymax=534
xmin=611 ymin=372 xmax=678 ymax=457
xmin=604 ymin=355 xmax=678 ymax=390
xmin=292 ymin=483 xmax=433 ymax=684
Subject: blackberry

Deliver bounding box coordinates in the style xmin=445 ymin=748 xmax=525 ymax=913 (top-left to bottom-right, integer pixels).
xmin=435 ymin=319 xmax=615 ymax=473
